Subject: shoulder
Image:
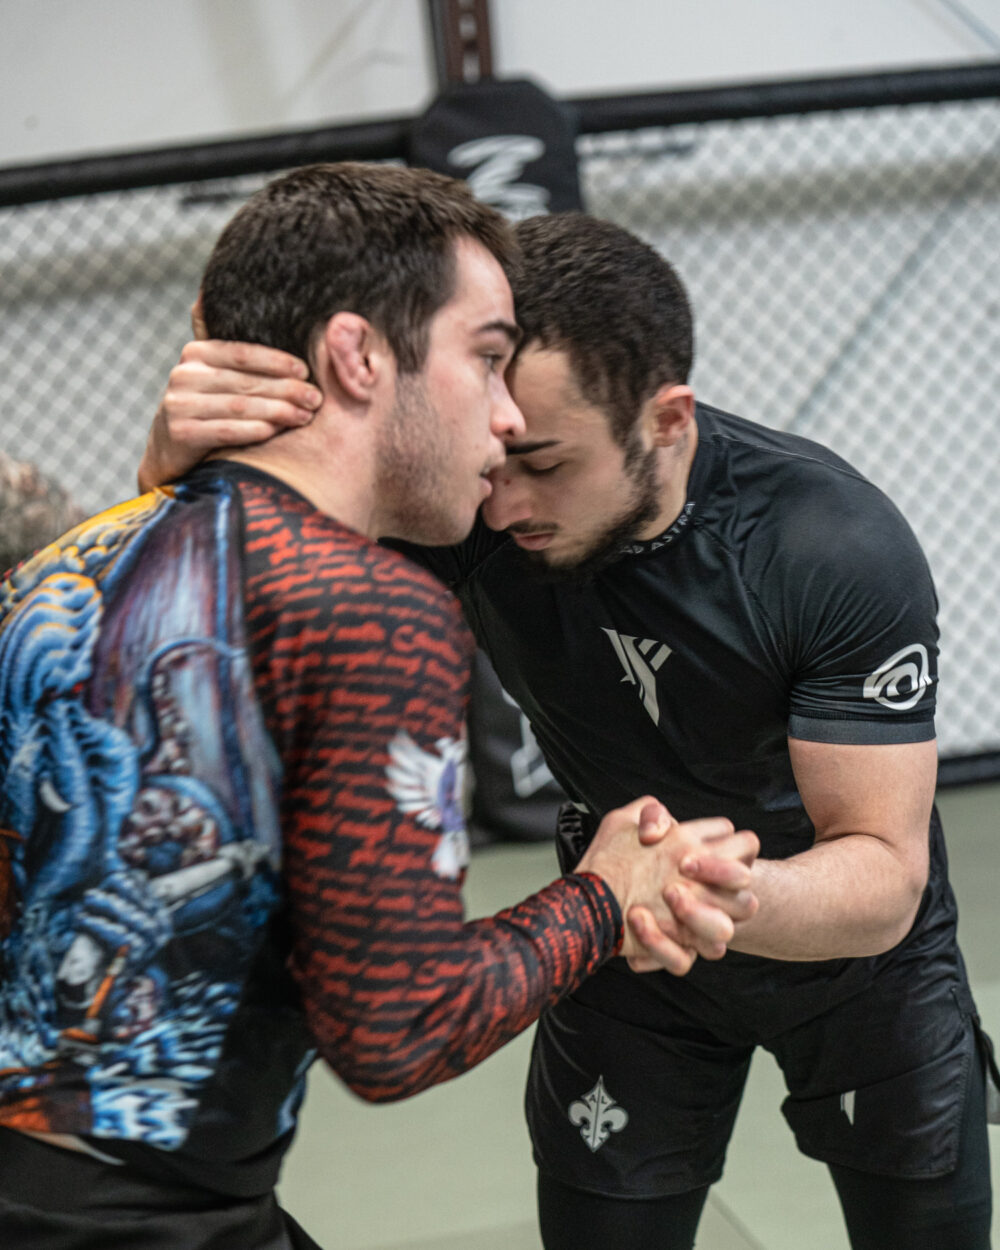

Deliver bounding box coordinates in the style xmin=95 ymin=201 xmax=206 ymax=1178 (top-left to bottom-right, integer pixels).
xmin=700 ymin=403 xmax=874 ymax=504
xmin=698 ymin=405 xmax=927 ymax=576
xmin=213 ymin=470 xmax=472 ymax=701
xmin=227 ymin=469 xmax=463 ymax=617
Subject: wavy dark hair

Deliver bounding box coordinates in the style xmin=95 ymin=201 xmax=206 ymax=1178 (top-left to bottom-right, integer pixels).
xmin=200 ymin=162 xmax=518 ymax=374
xmin=512 ymin=214 xmax=694 ymax=447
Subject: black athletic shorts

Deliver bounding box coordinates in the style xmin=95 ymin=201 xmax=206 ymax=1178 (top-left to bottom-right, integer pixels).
xmin=0 ymin=1127 xmax=322 ymax=1249
xmin=526 ymin=935 xmax=988 ymax=1198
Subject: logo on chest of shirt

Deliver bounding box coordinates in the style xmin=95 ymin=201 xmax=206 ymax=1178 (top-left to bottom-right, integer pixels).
xmin=602 ymin=629 xmax=673 ymax=725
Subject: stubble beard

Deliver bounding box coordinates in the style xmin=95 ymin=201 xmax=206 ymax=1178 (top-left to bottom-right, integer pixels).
xmin=520 ymin=445 xmax=661 ymax=584
xmin=376 ymin=373 xmax=470 ymax=546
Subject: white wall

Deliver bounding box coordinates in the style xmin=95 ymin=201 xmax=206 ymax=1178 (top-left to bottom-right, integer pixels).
xmin=2 ymin=0 xmax=999 ymax=166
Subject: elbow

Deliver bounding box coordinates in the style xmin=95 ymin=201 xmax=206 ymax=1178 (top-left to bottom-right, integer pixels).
xmin=318 ymin=1043 xmax=450 ymax=1106
xmin=339 ymin=1077 xmax=414 ymax=1106
xmin=868 ymin=857 xmax=930 ymax=956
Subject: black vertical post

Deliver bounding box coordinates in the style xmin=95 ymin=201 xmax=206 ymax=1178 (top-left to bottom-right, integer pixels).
xmin=426 ymin=0 xmax=494 ymax=87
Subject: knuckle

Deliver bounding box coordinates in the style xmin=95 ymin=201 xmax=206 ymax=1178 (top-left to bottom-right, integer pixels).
xmin=161 ymin=389 xmax=186 ymax=418
xmin=168 ymin=361 xmax=202 ymax=389
xmin=231 ymin=343 xmax=251 ymax=366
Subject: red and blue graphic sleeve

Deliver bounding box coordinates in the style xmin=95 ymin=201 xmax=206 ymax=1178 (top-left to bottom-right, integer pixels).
xmin=240 ymin=482 xmax=621 ymax=1102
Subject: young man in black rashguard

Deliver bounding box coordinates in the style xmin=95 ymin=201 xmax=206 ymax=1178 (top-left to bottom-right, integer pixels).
xmin=141 ymin=210 xmax=996 ymax=1250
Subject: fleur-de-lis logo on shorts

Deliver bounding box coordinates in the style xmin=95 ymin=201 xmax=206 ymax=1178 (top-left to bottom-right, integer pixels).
xmin=568 ymin=1075 xmax=629 ymax=1152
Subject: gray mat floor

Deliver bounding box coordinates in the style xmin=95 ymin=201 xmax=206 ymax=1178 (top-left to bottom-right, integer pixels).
xmin=278 ymin=782 xmax=999 ymax=1249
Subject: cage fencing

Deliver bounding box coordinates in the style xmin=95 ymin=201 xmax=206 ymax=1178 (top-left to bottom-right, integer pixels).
xmin=1 ymin=65 xmax=998 ymax=776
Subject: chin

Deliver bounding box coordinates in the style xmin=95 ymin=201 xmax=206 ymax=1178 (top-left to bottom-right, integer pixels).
xmin=522 ymin=535 xmax=628 ymax=584
xmin=520 ymin=545 xmax=585 ymax=582
xmin=412 ymin=508 xmax=478 ymax=548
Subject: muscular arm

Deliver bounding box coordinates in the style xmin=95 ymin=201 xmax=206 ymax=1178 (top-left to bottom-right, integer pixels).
xmin=727 ymin=737 xmax=934 ymax=960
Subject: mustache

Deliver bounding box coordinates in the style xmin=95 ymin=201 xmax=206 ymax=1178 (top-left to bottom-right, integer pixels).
xmin=507 ymin=523 xmax=558 ymax=536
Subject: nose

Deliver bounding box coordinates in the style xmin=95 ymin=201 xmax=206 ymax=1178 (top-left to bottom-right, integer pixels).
xmin=490 ymin=375 xmax=526 ymax=442
xmin=482 ymin=464 xmax=532 ymax=531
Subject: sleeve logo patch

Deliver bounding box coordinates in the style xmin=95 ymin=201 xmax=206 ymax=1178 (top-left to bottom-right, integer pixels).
xmin=386 ymin=732 xmax=469 ymax=880
xmin=863 ymin=644 xmax=931 ymax=710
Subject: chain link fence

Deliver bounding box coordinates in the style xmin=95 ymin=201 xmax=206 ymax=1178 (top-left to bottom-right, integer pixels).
xmin=1 ymin=76 xmax=998 ymax=765
xmin=581 ymin=95 xmax=1000 ymax=766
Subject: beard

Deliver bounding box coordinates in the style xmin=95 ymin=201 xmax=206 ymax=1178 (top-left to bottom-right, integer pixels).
xmin=375 ymin=373 xmax=470 ymax=546
xmin=519 ymin=444 xmax=661 ymax=584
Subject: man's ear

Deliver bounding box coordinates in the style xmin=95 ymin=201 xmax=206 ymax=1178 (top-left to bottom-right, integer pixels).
xmin=648 ymin=384 xmax=695 ymax=448
xmin=316 ymin=312 xmax=390 ymax=403
xmin=190 ymin=292 xmax=208 ymax=341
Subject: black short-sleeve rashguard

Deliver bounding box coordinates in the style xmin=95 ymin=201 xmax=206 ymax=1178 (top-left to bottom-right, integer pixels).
xmin=407 ymin=403 xmax=939 ymax=844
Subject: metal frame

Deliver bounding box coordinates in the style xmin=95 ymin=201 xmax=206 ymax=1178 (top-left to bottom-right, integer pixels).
xmin=2 ymin=61 xmax=998 ymax=207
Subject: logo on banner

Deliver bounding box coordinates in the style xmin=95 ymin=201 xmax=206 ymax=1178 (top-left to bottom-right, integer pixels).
xmin=447 ymin=135 xmax=550 ymax=219
xmin=602 ymin=629 xmax=673 ymax=725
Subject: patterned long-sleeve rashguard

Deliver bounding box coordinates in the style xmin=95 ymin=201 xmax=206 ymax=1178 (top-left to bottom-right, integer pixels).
xmin=0 ymin=460 xmax=620 ymax=1195
xmin=237 ymin=465 xmax=622 ymax=1102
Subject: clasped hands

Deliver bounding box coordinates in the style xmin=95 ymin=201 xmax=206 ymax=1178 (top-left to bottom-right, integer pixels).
xmin=576 ymin=798 xmax=759 ymax=976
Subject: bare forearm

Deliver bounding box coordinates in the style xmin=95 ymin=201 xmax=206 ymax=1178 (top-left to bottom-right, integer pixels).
xmin=728 ymin=833 xmax=926 ymax=961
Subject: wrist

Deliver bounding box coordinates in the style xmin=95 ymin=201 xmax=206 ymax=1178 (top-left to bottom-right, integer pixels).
xmin=566 ymin=871 xmax=625 ymax=959
xmin=574 ymin=846 xmax=628 ymax=914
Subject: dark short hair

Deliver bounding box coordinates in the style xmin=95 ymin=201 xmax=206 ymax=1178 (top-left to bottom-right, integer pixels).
xmin=511 ymin=214 xmax=694 ymax=445
xmin=200 ymin=162 xmax=518 ymax=373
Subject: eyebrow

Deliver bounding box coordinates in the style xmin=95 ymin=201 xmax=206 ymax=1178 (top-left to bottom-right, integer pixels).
xmin=475 ymin=319 xmax=522 ymax=346
xmin=505 ymin=439 xmax=562 ymax=456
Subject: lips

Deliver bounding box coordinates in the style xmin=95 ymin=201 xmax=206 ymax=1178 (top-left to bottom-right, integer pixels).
xmin=511 ymin=531 xmax=554 ymax=551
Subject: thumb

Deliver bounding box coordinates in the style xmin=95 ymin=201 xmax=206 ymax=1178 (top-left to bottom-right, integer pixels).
xmin=637 ymin=798 xmax=673 ymax=846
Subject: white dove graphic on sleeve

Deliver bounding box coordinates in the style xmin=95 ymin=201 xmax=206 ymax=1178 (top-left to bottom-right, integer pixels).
xmin=386 ymin=731 xmax=469 ymax=880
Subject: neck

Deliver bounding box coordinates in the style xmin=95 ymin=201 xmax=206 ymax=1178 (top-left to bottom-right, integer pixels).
xmin=636 ymin=418 xmax=700 ymax=541
xmin=211 ymin=403 xmax=380 ymax=537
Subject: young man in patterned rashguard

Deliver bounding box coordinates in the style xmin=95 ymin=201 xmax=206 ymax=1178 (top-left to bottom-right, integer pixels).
xmin=144 ymin=210 xmax=997 ymax=1250
xmin=0 ymin=167 xmax=759 ymax=1249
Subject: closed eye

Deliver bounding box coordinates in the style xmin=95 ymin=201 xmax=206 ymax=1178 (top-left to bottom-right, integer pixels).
xmin=522 ymin=462 xmax=562 ymax=476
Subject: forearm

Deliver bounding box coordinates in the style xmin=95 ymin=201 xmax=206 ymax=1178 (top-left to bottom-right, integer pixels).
xmin=728 ymin=832 xmax=926 ymax=961
xmin=297 ymin=871 xmax=621 ymax=1103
